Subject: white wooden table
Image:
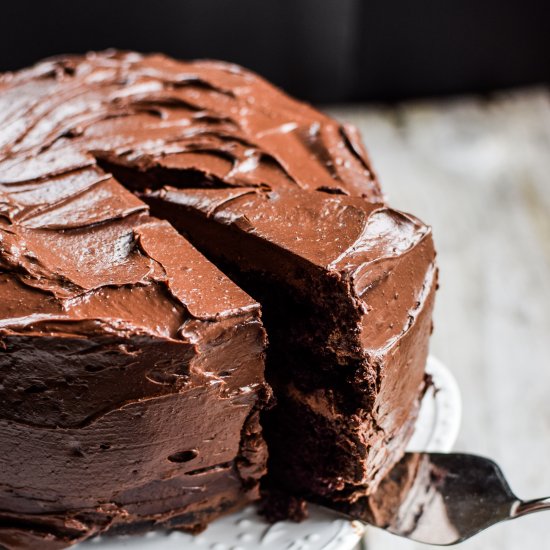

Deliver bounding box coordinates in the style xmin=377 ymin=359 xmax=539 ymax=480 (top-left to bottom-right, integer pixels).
xmin=328 ymin=88 xmax=550 ymax=550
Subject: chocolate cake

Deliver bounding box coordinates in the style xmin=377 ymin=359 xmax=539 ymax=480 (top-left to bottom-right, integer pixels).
xmin=0 ymin=51 xmax=437 ymax=549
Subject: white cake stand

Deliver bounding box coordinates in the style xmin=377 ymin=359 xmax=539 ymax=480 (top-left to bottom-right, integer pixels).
xmin=80 ymin=355 xmax=461 ymax=550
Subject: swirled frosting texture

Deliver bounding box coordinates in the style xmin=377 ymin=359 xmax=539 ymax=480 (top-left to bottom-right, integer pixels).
xmin=0 ymin=50 xmax=381 ymax=199
xmin=0 ymin=50 xmax=435 ymax=548
xmin=0 ymin=52 xmax=276 ymax=549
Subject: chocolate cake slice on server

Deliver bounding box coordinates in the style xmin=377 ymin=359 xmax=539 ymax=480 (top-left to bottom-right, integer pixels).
xmin=0 ymin=50 xmax=437 ymax=548
xmin=142 ymin=185 xmax=436 ymax=508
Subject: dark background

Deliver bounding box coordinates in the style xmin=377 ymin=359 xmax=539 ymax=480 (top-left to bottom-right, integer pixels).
xmin=2 ymin=0 xmax=549 ymax=103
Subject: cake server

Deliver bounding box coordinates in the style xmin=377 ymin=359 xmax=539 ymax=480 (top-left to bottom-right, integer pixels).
xmin=328 ymin=452 xmax=550 ymax=545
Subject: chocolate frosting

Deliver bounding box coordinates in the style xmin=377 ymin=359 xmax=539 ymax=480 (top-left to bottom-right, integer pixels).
xmin=0 ymin=52 xmax=281 ymax=549
xmin=144 ymin=183 xmax=436 ymax=499
xmin=0 ymin=50 xmax=436 ymax=547
xmin=0 ymin=51 xmax=381 ymax=199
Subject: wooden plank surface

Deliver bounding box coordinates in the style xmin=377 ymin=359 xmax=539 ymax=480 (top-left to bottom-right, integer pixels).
xmin=328 ymin=88 xmax=550 ymax=550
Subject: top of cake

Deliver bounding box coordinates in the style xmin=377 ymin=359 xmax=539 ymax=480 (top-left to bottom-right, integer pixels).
xmin=0 ymin=50 xmax=331 ymax=341
xmin=0 ymin=50 xmax=382 ymax=199
xmin=0 ymin=49 xmax=397 ymax=355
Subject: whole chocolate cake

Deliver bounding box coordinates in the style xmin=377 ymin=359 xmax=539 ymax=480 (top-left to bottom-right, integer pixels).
xmin=0 ymin=51 xmax=437 ymax=549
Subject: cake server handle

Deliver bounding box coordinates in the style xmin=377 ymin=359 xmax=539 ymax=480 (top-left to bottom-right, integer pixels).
xmin=511 ymin=496 xmax=550 ymax=518
xmin=323 ymin=452 xmax=550 ymax=545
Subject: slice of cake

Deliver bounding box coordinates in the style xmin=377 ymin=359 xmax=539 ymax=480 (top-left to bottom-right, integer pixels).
xmin=0 ymin=51 xmax=436 ymax=548
xmin=142 ymin=185 xmax=436 ymax=504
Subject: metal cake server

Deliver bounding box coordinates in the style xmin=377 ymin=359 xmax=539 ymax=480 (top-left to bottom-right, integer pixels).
xmin=329 ymin=452 xmax=550 ymax=545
